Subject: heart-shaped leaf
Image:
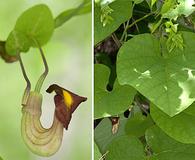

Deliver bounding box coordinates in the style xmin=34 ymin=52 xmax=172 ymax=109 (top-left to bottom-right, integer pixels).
xmin=6 ymin=4 xmax=54 ymax=55
xmin=94 ymin=0 xmax=132 ymax=44
xmin=151 ymin=103 xmax=195 ymax=144
xmin=15 ymin=4 xmax=54 ymax=46
xmin=106 ymin=135 xmax=145 ymax=160
xmin=117 ymin=31 xmax=195 ymax=116
xmin=95 ymin=64 xmax=136 ymax=119
xmin=146 ymin=125 xmax=195 ymax=160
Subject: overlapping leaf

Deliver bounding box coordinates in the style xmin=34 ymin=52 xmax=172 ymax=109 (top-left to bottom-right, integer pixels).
xmin=146 ymin=125 xmax=195 ymax=160
xmin=95 ymin=64 xmax=136 ymax=119
xmin=14 ymin=4 xmax=54 ymax=46
xmin=117 ymin=31 xmax=195 ymax=116
xmin=6 ymin=4 xmax=54 ymax=55
xmin=151 ymin=103 xmax=195 ymax=144
xmin=94 ymin=0 xmax=132 ymax=44
xmin=106 ymin=135 xmax=145 ymax=160
xmin=95 ymin=117 xmax=128 ymax=153
xmin=125 ymin=113 xmax=154 ymax=137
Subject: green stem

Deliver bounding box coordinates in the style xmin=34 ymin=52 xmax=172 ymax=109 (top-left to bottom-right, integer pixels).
xmin=34 ymin=40 xmax=49 ymax=93
xmin=54 ymin=1 xmax=89 ymax=28
xmin=18 ymin=53 xmax=31 ymax=106
xmin=120 ymin=12 xmax=154 ymax=42
xmin=120 ymin=20 xmax=130 ymax=42
xmin=126 ymin=12 xmax=154 ymax=30
xmin=111 ymin=33 xmax=121 ymax=48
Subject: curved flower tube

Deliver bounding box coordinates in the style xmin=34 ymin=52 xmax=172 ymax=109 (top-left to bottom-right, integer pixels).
xmin=21 ymin=91 xmax=63 ymax=156
xmin=18 ymin=43 xmax=87 ymax=156
xmin=21 ymin=88 xmax=87 ymax=157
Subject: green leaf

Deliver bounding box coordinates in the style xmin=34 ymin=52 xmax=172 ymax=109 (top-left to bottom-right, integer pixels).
xmin=151 ymin=103 xmax=195 ymax=144
xmin=94 ymin=0 xmax=132 ymax=44
xmin=160 ymin=0 xmax=176 ymax=15
xmin=94 ymin=143 xmax=102 ymax=160
xmin=133 ymin=0 xmax=144 ymax=4
xmin=106 ymin=135 xmax=146 ymax=160
xmin=148 ymin=157 xmax=158 ymax=160
xmin=95 ymin=117 xmax=128 ymax=153
xmin=55 ymin=2 xmax=91 ymax=28
xmin=95 ymin=64 xmax=136 ymax=119
xmin=14 ymin=4 xmax=54 ymax=47
xmin=146 ymin=125 xmax=195 ymax=160
xmin=183 ymin=102 xmax=195 ymax=116
xmin=5 ymin=30 xmax=30 ymax=55
xmin=117 ymin=31 xmax=195 ymax=117
xmin=125 ymin=113 xmax=154 ymax=137
xmin=162 ymin=0 xmax=195 ymax=19
xmin=0 ymin=157 xmax=3 ymax=160
xmin=151 ymin=0 xmax=157 ymax=8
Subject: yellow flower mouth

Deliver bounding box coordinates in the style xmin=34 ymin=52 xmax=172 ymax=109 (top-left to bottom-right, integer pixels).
xmin=46 ymin=84 xmax=87 ymax=130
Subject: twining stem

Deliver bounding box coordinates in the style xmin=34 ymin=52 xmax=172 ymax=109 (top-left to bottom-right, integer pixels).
xmin=120 ymin=12 xmax=154 ymax=42
xmin=18 ymin=53 xmax=31 ymax=106
xmin=120 ymin=20 xmax=130 ymax=42
xmin=126 ymin=12 xmax=154 ymax=30
xmin=34 ymin=40 xmax=49 ymax=93
xmin=111 ymin=33 xmax=121 ymax=48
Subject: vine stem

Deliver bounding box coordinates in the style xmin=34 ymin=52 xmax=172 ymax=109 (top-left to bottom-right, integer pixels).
xmin=18 ymin=53 xmax=31 ymax=106
xmin=127 ymin=12 xmax=154 ymax=30
xmin=120 ymin=12 xmax=154 ymax=42
xmin=111 ymin=33 xmax=121 ymax=48
xmin=34 ymin=40 xmax=49 ymax=93
xmin=120 ymin=20 xmax=130 ymax=42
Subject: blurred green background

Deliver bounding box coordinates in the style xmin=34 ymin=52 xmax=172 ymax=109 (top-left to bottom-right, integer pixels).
xmin=0 ymin=0 xmax=91 ymax=160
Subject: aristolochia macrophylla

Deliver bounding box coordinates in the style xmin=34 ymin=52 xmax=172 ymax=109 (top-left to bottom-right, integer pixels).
xmin=21 ymin=87 xmax=87 ymax=156
xmin=18 ymin=40 xmax=87 ymax=157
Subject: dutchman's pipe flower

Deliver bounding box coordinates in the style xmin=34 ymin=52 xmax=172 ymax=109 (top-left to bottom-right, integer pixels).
xmin=18 ymin=42 xmax=87 ymax=156
xmin=21 ymin=85 xmax=87 ymax=156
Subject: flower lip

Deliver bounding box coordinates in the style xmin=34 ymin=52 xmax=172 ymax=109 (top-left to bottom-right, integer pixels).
xmin=46 ymin=84 xmax=87 ymax=129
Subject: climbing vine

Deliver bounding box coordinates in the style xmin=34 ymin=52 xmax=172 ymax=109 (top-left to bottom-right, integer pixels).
xmin=94 ymin=0 xmax=195 ymax=160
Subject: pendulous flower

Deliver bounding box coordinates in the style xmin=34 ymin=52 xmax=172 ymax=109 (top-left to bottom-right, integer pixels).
xmin=21 ymin=85 xmax=87 ymax=157
xmin=18 ymin=43 xmax=87 ymax=157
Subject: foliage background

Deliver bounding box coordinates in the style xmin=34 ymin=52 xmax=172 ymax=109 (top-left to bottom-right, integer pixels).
xmin=0 ymin=0 xmax=91 ymax=160
xmin=94 ymin=0 xmax=195 ymax=160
